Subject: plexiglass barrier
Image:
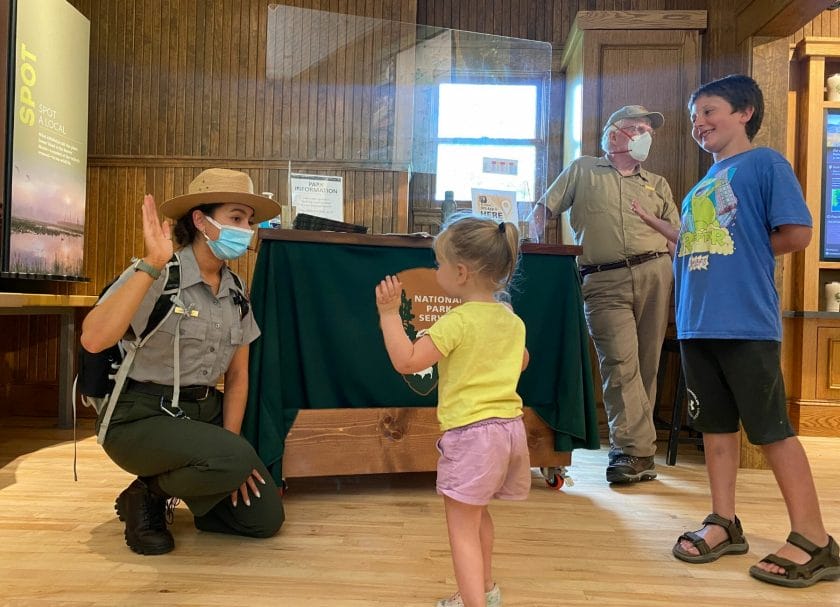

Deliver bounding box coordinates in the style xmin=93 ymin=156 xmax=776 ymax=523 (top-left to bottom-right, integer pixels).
xmin=266 ymin=5 xmax=551 ymax=240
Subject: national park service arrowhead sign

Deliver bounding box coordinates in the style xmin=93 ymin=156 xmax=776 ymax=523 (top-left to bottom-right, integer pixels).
xmin=394 ymin=267 xmax=462 ymax=396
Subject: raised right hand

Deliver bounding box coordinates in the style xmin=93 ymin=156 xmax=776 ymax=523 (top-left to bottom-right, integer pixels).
xmin=141 ymin=194 xmax=173 ymax=269
xmin=375 ymin=275 xmax=403 ymax=315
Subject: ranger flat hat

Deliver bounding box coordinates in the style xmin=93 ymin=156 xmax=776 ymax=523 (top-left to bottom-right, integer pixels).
xmin=604 ymin=105 xmax=664 ymax=130
xmin=159 ymin=168 xmax=281 ymax=224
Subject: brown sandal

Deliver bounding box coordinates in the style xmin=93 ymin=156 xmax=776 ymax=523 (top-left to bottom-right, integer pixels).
xmin=749 ymin=532 xmax=840 ymax=588
xmin=673 ymin=513 xmax=749 ymax=564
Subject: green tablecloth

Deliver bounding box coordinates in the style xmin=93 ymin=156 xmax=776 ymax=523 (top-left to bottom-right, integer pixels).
xmin=243 ymin=236 xmax=599 ymax=481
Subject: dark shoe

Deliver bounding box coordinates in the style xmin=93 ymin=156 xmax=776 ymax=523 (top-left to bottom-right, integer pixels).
xmin=673 ymin=513 xmax=749 ymax=563
xmin=749 ymin=533 xmax=840 ymax=588
xmin=605 ymin=453 xmax=657 ymax=484
xmin=114 ymin=478 xmax=175 ymax=555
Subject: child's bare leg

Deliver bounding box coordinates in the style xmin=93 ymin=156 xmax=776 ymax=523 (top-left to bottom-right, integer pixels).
xmin=444 ymin=495 xmax=485 ymax=607
xmin=755 ymin=436 xmax=829 ymax=574
xmin=480 ymin=506 xmax=494 ymax=591
xmin=678 ymin=432 xmax=739 ymax=554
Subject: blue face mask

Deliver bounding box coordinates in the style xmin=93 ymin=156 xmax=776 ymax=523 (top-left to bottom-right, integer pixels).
xmin=203 ymin=215 xmax=254 ymax=260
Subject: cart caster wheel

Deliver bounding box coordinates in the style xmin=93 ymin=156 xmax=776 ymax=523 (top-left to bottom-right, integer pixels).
xmin=545 ymin=473 xmax=564 ymax=489
xmin=540 ymin=466 xmax=574 ymax=490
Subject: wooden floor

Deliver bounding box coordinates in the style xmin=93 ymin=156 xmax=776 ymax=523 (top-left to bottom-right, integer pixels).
xmin=1 ymin=419 xmax=839 ymax=607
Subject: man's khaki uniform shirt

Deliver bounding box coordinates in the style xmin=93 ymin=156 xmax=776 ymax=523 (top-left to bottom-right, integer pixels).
xmin=544 ymin=155 xmax=679 ymax=266
xmin=100 ymin=244 xmax=260 ymax=386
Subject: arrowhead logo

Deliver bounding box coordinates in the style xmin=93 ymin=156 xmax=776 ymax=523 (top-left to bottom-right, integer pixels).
xmin=395 ymin=267 xmax=462 ymax=395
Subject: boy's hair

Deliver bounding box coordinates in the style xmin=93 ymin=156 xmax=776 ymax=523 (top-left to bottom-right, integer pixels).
xmin=688 ymin=74 xmax=764 ymax=141
xmin=433 ymin=212 xmax=520 ymax=294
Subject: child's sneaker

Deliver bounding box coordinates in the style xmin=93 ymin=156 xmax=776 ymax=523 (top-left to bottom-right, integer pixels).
xmin=435 ymin=584 xmax=502 ymax=606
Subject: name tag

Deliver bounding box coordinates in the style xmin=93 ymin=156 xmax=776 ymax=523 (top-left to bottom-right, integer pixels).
xmin=174 ymin=306 xmax=199 ymax=318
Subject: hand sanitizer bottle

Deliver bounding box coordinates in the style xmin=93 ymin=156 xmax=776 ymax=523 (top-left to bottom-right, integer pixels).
xmin=441 ymin=190 xmax=456 ymax=225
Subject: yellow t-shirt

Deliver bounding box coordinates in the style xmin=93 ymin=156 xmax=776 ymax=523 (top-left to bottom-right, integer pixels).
xmin=427 ymin=301 xmax=526 ymax=431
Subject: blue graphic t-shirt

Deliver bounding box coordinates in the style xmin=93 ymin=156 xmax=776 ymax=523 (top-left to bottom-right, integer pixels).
xmin=675 ymin=147 xmax=811 ymax=340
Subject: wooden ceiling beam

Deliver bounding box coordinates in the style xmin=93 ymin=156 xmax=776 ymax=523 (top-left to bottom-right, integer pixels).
xmin=736 ymin=0 xmax=833 ymax=42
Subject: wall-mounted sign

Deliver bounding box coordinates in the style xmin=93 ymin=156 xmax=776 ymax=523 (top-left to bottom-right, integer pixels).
xmin=482 ymin=157 xmax=518 ymax=175
xmin=4 ymin=0 xmax=90 ymax=279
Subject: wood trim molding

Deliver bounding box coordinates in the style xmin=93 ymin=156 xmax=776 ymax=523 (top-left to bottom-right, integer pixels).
xmin=258 ymin=228 xmax=582 ymax=256
xmin=572 ymin=10 xmax=707 ymax=31
xmin=561 ymin=10 xmax=707 ymax=75
xmin=87 ymin=155 xmax=412 ymax=173
xmin=738 ymin=1 xmax=833 ymax=42
xmin=794 ymin=36 xmax=840 ymax=61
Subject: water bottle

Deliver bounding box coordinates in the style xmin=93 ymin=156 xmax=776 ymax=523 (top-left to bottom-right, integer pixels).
xmin=441 ymin=190 xmax=457 ymax=224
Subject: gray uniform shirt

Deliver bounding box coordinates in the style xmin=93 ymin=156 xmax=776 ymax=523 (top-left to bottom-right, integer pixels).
xmin=99 ymin=244 xmax=260 ymax=386
xmin=544 ymin=155 xmax=679 ymax=266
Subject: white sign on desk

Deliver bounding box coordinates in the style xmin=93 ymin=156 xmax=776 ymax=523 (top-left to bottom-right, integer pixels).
xmin=289 ymin=173 xmax=344 ymax=222
xmin=471 ymin=188 xmax=518 ymax=224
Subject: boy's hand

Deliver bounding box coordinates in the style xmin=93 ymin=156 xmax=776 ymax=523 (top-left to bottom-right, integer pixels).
xmin=629 ymin=198 xmax=654 ymax=224
xmin=375 ymin=275 xmax=403 ymax=315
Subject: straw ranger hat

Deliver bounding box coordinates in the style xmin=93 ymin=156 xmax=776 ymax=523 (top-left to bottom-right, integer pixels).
xmin=159 ymin=168 xmax=281 ymax=224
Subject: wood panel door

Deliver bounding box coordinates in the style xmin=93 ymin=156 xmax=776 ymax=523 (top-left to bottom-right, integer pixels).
xmin=815 ymin=325 xmax=840 ymax=400
xmin=560 ymin=11 xmax=705 ymax=210
xmin=576 ymin=28 xmax=702 ymax=203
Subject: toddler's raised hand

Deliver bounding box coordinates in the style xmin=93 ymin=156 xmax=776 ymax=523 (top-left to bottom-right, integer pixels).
xmin=375 ymin=275 xmax=403 ymax=315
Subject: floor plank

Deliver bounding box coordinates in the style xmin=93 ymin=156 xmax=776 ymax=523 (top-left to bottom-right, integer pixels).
xmin=1 ymin=418 xmax=838 ymax=606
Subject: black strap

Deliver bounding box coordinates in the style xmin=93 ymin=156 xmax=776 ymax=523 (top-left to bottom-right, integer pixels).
xmin=139 ymin=254 xmax=180 ymax=339
xmin=228 ymin=270 xmax=250 ymax=320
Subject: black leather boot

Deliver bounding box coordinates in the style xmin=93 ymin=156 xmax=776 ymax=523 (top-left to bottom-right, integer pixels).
xmin=114 ymin=478 xmax=175 ymax=555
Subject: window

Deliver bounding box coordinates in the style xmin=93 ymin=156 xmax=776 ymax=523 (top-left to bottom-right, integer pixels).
xmin=433 ymin=82 xmax=543 ymax=202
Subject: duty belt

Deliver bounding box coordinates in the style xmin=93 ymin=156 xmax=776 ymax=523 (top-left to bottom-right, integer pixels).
xmin=125 ymin=379 xmax=217 ymax=402
xmin=578 ymin=251 xmax=666 ymax=277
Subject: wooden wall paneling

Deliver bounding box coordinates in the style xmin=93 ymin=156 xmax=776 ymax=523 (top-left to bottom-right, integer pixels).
xmin=323 ymin=1 xmax=338 ymax=161
xmin=360 ymin=5 xmax=373 ymax=161
xmin=371 ymin=0 xmax=384 ymax=162
xmin=236 ymin=0 xmax=251 ymax=158
xmin=246 ymin=1 xmax=261 ymax=159
xmin=737 ymin=1 xmax=833 ymax=41
xmin=363 ymin=170 xmax=373 ymax=229
xmin=301 ymin=6 xmax=315 ymax=161
xmin=342 ymin=7 xmax=357 ymax=160
xmin=704 ymin=0 xmax=751 ymax=80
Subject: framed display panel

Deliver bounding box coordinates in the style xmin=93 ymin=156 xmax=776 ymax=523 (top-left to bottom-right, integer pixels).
xmin=1 ymin=0 xmax=90 ymax=280
xmin=822 ymin=108 xmax=840 ymax=260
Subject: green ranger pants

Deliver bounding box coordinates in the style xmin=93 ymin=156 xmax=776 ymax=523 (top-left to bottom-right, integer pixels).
xmin=99 ymin=386 xmax=284 ymax=538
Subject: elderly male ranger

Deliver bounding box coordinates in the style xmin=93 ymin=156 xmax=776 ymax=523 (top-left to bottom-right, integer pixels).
xmin=532 ymin=105 xmax=680 ymax=484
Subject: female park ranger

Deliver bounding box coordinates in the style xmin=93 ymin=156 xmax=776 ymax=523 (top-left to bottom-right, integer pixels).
xmin=81 ymin=168 xmax=284 ymax=555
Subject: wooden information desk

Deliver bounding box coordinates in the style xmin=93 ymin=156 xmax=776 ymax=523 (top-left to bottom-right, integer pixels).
xmin=243 ymin=230 xmax=599 ymax=482
xmin=0 ymin=292 xmax=98 ymax=427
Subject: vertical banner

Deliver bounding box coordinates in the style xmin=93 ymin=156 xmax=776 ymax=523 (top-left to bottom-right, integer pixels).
xmin=5 ymin=0 xmax=90 ymax=278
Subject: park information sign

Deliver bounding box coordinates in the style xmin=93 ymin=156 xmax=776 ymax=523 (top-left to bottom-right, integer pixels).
xmin=5 ymin=0 xmax=90 ymax=278
xmin=289 ymin=173 xmax=344 ymax=222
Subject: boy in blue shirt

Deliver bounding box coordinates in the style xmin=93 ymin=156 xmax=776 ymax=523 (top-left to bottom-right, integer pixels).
xmin=632 ymin=74 xmax=838 ymax=588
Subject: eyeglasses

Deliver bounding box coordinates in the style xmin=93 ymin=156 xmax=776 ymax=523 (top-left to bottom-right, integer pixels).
xmin=615 ymin=123 xmax=654 ymax=137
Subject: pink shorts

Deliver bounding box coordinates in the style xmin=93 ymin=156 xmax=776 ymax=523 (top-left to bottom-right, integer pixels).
xmin=436 ymin=416 xmax=531 ymax=506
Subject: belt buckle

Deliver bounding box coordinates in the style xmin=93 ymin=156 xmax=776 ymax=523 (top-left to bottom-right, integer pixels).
xmin=159 ymin=396 xmax=187 ymax=418
xmin=195 ymin=386 xmax=211 ymax=401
